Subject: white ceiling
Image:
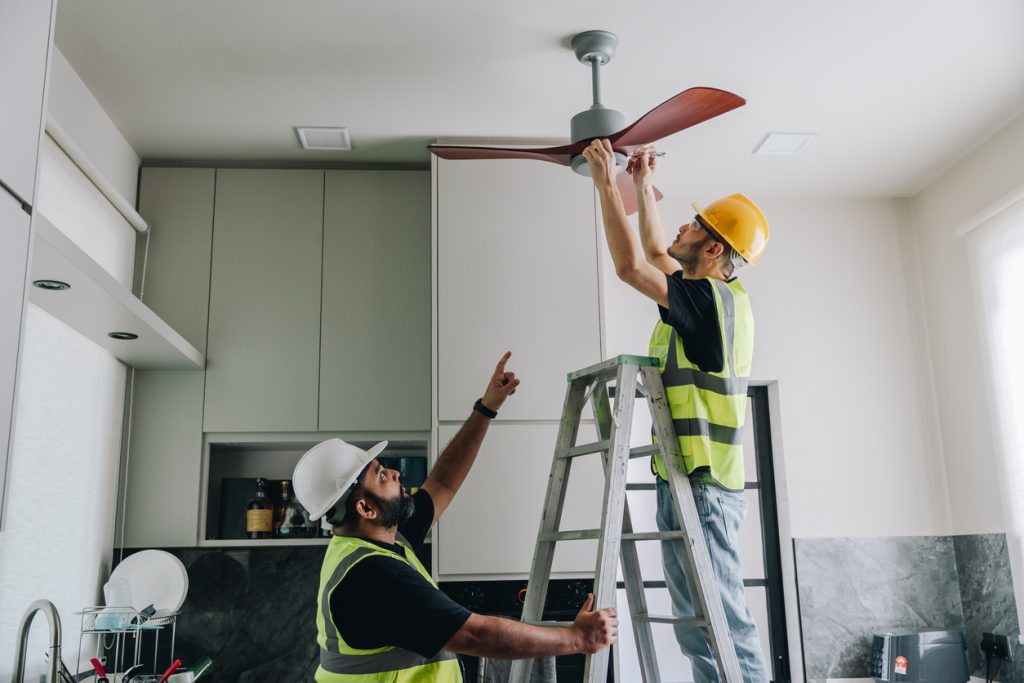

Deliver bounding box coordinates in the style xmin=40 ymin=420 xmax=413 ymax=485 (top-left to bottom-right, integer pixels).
xmin=55 ymin=1 xmax=1024 ymax=199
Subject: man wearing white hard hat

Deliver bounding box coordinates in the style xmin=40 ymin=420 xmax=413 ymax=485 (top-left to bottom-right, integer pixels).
xmin=294 ymin=352 xmax=618 ymax=682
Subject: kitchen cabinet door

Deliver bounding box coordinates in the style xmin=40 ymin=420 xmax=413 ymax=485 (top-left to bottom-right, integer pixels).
xmin=0 ymin=190 xmax=32 ymax=524
xmin=434 ymin=422 xmax=604 ymax=578
xmin=120 ymin=371 xmax=205 ymax=547
xmin=320 ymin=171 xmax=430 ymax=431
xmin=0 ymin=0 xmax=55 ymax=205
xmin=435 ymin=158 xmax=602 ymax=421
xmin=137 ymin=168 xmax=216 ymax=351
xmin=204 ymin=169 xmax=323 ymax=432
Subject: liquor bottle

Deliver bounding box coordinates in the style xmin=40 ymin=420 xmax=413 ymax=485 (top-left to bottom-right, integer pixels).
xmin=275 ymin=481 xmax=306 ymax=538
xmin=246 ymin=477 xmax=273 ymax=539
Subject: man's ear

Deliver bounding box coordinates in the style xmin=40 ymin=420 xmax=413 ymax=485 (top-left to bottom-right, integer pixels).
xmin=705 ymin=240 xmax=725 ymax=260
xmin=356 ymin=497 xmax=376 ymax=520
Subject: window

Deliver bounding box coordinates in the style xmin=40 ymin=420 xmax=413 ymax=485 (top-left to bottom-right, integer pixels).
xmin=966 ymin=199 xmax=1024 ymax=523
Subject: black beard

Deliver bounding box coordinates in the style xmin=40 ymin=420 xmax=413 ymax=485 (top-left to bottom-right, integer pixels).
xmin=365 ymin=489 xmax=415 ymax=528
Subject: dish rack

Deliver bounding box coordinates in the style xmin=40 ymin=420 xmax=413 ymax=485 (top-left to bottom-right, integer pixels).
xmin=74 ymin=606 xmax=180 ymax=678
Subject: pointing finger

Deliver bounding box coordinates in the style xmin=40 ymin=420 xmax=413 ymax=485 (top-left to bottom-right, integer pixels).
xmin=494 ymin=351 xmax=511 ymax=375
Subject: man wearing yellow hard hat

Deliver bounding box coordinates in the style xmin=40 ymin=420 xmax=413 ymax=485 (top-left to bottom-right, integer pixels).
xmin=583 ymin=139 xmax=770 ymax=682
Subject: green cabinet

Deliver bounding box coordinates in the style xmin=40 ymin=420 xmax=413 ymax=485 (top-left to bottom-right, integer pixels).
xmin=203 ymin=169 xmax=324 ymax=432
xmin=319 ymin=171 xmax=430 ymax=431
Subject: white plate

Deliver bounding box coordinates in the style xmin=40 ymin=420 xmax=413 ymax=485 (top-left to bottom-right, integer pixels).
xmin=109 ymin=550 xmax=188 ymax=612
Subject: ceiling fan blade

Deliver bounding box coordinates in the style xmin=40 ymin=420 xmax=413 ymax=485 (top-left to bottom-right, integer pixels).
xmin=428 ymin=143 xmax=586 ymax=166
xmin=608 ymin=87 xmax=745 ymax=149
xmin=615 ymin=173 xmax=664 ymax=216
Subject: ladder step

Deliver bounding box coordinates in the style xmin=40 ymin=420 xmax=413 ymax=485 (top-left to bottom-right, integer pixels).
xmin=524 ymin=619 xmax=574 ymax=628
xmin=556 ymin=439 xmax=611 ymax=460
xmin=629 ymin=444 xmax=661 ymax=459
xmin=542 ymin=530 xmax=688 ymax=543
xmin=637 ymin=613 xmax=709 ymax=627
xmin=566 ymin=355 xmax=659 ymax=382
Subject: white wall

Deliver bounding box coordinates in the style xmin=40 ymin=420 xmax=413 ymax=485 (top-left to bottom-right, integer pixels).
xmin=598 ymin=195 xmax=951 ymax=539
xmin=47 ymin=48 xmax=139 ymax=204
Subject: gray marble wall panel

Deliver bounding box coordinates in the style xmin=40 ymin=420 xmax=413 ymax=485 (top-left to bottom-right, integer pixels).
xmin=794 ymin=536 xmax=964 ymax=682
xmin=954 ymin=534 xmax=1022 ymax=683
xmin=116 ymin=547 xmax=325 ymax=682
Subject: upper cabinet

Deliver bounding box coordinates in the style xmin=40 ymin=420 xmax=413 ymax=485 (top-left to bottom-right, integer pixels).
xmin=0 ymin=0 xmax=55 ymax=205
xmin=137 ymin=168 xmax=217 ymax=352
xmin=204 ymin=169 xmax=324 ymax=433
xmin=435 ymin=158 xmax=603 ymax=421
xmin=319 ymin=171 xmax=431 ymax=431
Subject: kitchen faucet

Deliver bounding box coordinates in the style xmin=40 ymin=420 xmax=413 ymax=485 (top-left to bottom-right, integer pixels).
xmin=11 ymin=599 xmax=62 ymax=683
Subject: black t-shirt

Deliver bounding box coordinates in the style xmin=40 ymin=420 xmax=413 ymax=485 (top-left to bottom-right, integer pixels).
xmin=657 ymin=272 xmax=725 ymax=373
xmin=330 ymin=489 xmax=471 ymax=658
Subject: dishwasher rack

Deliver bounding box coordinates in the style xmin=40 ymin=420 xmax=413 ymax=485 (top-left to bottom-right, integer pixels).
xmin=74 ymin=606 xmax=179 ymax=678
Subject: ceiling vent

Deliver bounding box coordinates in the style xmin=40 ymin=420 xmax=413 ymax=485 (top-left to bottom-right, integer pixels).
xmin=755 ymin=132 xmax=815 ymax=156
xmin=295 ymin=126 xmax=352 ymax=151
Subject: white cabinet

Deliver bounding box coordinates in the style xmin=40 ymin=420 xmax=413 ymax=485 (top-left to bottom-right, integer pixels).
xmin=433 ymin=153 xmax=607 ymax=577
xmin=435 ymin=158 xmax=603 ymax=421
xmin=0 ymin=191 xmax=32 ymax=520
xmin=434 ymin=422 xmax=604 ymax=577
xmin=0 ymin=0 xmax=55 ymax=205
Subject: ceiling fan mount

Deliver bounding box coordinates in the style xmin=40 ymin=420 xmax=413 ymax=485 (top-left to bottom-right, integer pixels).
xmin=428 ymin=30 xmax=746 ymax=214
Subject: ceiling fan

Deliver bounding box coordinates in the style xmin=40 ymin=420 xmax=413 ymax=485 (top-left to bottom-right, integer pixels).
xmin=428 ymin=30 xmax=746 ymax=215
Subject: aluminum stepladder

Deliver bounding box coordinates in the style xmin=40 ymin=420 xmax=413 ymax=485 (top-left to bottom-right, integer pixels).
xmin=507 ymin=355 xmax=743 ymax=683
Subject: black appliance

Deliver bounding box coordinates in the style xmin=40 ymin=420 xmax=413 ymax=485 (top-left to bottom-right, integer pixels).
xmin=871 ymin=629 xmax=969 ymax=682
xmin=441 ymin=579 xmax=613 ymax=682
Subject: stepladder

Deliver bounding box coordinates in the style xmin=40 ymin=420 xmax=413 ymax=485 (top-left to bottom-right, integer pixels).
xmin=507 ymin=355 xmax=743 ymax=683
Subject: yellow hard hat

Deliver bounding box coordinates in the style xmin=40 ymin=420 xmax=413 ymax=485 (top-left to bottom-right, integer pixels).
xmin=691 ymin=194 xmax=769 ymax=265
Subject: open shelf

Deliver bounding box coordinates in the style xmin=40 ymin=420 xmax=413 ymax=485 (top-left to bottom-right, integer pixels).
xmin=201 ymin=435 xmax=428 ymax=543
xmin=28 ymin=213 xmax=204 ymax=369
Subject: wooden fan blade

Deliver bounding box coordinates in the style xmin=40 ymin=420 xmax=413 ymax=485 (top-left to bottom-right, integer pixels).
xmin=615 ymin=173 xmax=664 ymax=216
xmin=608 ymin=87 xmax=745 ymax=149
xmin=428 ymin=143 xmax=586 ymax=166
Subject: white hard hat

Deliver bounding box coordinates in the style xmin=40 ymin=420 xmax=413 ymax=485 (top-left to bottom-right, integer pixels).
xmin=292 ymin=438 xmax=389 ymax=521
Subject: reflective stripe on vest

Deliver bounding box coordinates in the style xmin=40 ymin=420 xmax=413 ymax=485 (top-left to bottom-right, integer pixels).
xmin=650 ymin=277 xmax=753 ymax=491
xmin=315 ymin=533 xmax=462 ymax=682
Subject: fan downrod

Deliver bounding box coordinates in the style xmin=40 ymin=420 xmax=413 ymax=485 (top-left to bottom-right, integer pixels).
xmin=569 ymin=30 xmax=627 ymax=176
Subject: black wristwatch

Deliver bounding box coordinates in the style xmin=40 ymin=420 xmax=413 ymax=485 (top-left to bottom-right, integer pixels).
xmin=473 ymin=398 xmax=497 ymax=419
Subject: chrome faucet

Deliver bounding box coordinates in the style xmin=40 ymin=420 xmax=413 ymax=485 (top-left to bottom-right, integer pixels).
xmin=11 ymin=599 xmax=62 ymax=683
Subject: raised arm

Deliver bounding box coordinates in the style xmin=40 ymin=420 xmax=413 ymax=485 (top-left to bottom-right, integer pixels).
xmin=446 ymin=594 xmax=617 ymax=659
xmin=582 ymin=140 xmax=669 ymax=307
xmin=420 ymin=352 xmax=519 ymax=525
xmin=628 ymin=147 xmax=681 ymax=275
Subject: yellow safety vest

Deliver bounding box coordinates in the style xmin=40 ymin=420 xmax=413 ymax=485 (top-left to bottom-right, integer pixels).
xmin=649 ymin=277 xmax=754 ymax=491
xmin=315 ymin=534 xmax=462 ymax=682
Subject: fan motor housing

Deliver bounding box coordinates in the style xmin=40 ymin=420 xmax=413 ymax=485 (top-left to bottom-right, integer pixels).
xmin=570 ymin=106 xmax=628 ymax=176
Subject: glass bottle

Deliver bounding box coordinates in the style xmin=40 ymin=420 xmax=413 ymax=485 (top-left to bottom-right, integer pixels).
xmin=246 ymin=477 xmax=273 ymax=539
xmin=275 ymin=481 xmax=306 ymax=538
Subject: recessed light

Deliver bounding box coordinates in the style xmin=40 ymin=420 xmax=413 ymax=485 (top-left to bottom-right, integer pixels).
xmin=755 ymin=133 xmax=815 ymax=156
xmin=33 ymin=279 xmax=70 ymax=291
xmin=108 ymin=332 xmax=138 ymax=340
xmin=295 ymin=127 xmax=352 ymax=151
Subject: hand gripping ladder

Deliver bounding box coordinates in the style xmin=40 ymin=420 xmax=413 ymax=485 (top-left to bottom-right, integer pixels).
xmin=507 ymin=355 xmax=743 ymax=683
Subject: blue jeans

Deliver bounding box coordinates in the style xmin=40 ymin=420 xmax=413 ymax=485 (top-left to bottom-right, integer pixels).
xmin=656 ymin=477 xmax=770 ymax=682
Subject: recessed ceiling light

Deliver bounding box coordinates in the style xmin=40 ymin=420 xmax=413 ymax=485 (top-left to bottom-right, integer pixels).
xmin=295 ymin=126 xmax=352 ymax=151
xmin=108 ymin=332 xmax=138 ymax=340
xmin=755 ymin=133 xmax=816 ymax=156
xmin=33 ymin=279 xmax=70 ymax=291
